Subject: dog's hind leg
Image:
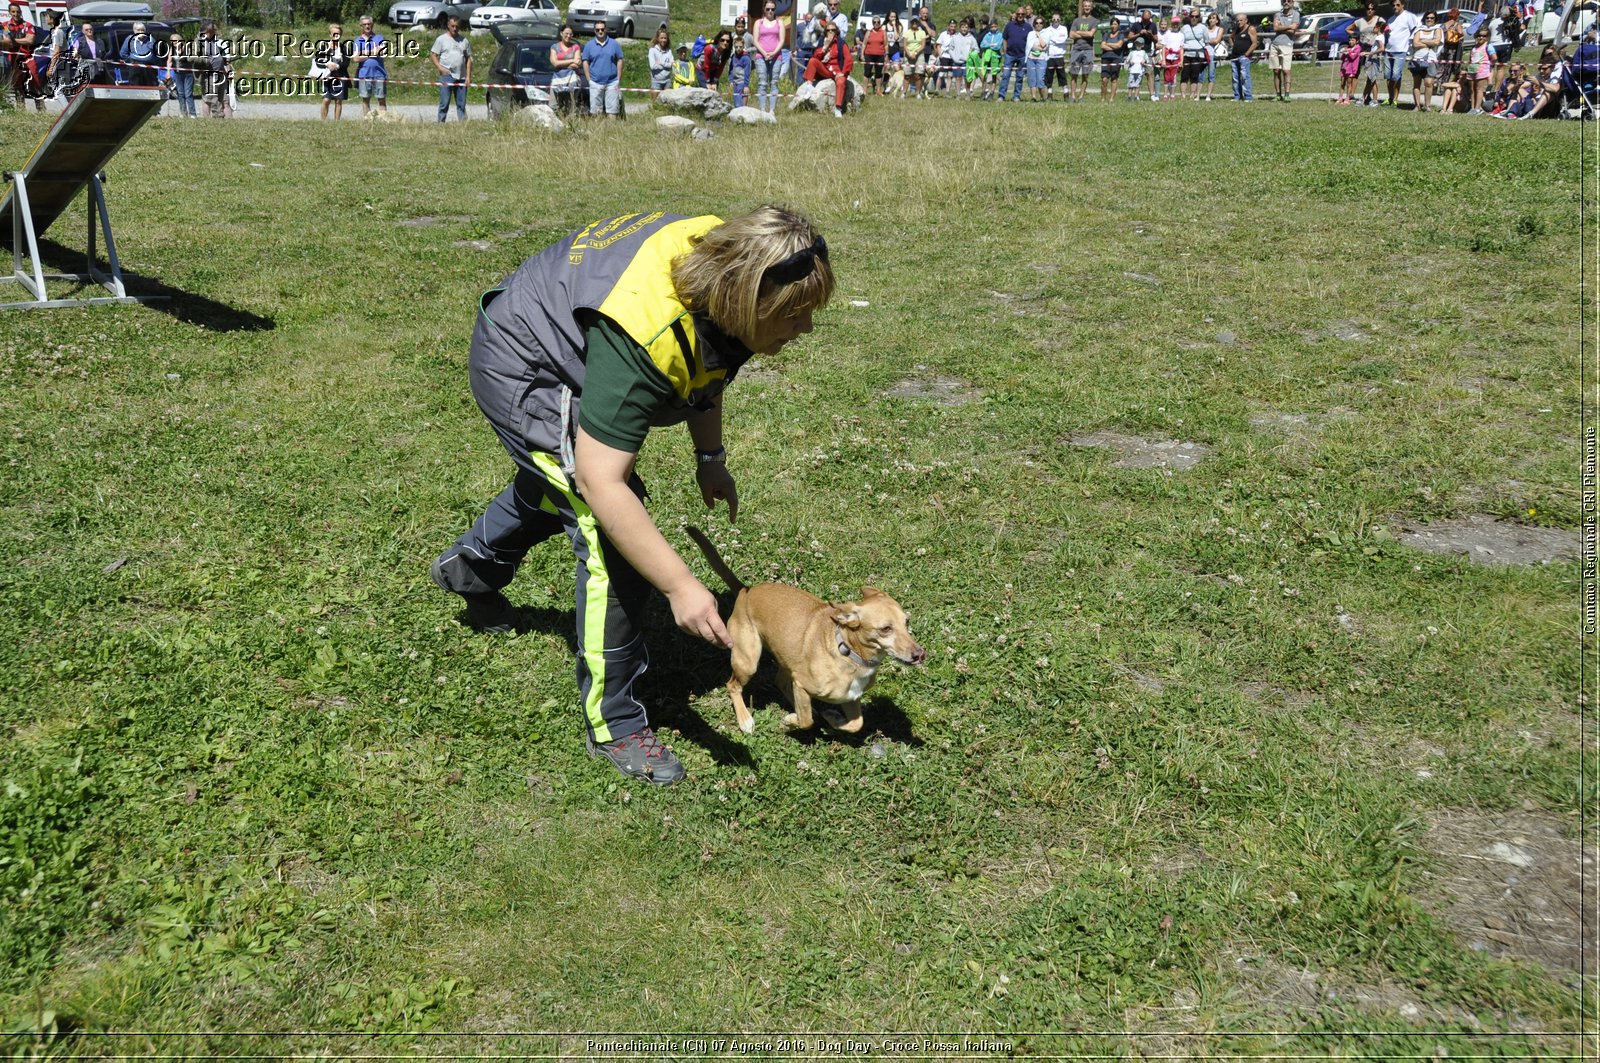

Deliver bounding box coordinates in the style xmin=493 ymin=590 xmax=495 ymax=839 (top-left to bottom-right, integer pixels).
xmin=727 ymin=607 xmax=761 ymax=735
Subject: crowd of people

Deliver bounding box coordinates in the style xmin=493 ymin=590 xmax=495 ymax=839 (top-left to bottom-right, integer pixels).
xmin=0 ymin=8 xmax=246 ymax=116
xmin=4 ymin=0 xmax=1590 ymax=120
xmin=644 ymin=0 xmax=1589 ymax=115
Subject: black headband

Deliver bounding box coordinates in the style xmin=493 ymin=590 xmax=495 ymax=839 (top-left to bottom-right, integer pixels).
xmin=763 ymin=235 xmax=828 ymax=287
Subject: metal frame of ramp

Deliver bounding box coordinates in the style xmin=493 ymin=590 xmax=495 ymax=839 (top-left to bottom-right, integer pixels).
xmin=1 ymin=85 xmax=165 ymax=310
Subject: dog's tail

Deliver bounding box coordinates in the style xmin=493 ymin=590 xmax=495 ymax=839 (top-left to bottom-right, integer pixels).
xmin=685 ymin=526 xmax=746 ymax=591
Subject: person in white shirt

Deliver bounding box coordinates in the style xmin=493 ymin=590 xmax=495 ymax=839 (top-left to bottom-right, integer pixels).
xmin=1384 ymin=0 xmax=1422 ymax=104
xmin=1041 ymin=10 xmax=1070 ymax=98
xmin=950 ymin=19 xmax=977 ymax=93
xmin=1125 ymin=37 xmax=1149 ymax=99
xmin=935 ymin=19 xmax=958 ymax=93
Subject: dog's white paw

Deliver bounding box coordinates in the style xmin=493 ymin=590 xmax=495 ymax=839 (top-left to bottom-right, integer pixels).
xmin=819 ymin=706 xmax=864 ymax=733
xmin=739 ymin=716 xmax=755 ymax=735
xmin=780 ymin=712 xmax=801 ymax=731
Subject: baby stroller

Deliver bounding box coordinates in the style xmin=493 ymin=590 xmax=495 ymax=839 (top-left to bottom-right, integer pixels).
xmin=1561 ymin=34 xmax=1599 ymax=116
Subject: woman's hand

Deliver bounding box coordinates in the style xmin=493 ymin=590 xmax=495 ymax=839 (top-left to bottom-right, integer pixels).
xmin=696 ymin=460 xmax=739 ymax=523
xmin=666 ymin=578 xmax=731 ymax=647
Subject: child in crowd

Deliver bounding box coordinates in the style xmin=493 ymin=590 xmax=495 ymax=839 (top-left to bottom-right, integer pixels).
xmin=1438 ymin=72 xmax=1461 ymax=111
xmin=729 ymin=37 xmax=751 ymax=105
xmin=672 ymin=41 xmax=695 ymax=88
xmin=1337 ymin=35 xmax=1363 ymax=102
xmin=977 ymin=19 xmax=1002 ymax=98
xmin=1125 ymin=38 xmax=1148 ymax=99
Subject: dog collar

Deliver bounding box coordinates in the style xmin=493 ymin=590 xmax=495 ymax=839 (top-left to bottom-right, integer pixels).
xmin=836 ymin=627 xmax=878 ymax=669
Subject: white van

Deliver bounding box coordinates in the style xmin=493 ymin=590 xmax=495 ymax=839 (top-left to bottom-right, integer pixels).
xmin=565 ymin=0 xmax=667 ymax=38
xmin=853 ymin=0 xmax=914 ymax=35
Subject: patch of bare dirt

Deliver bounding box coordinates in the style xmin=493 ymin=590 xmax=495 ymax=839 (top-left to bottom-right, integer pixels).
xmin=1221 ymin=951 xmax=1498 ymax=1028
xmin=1070 ymin=432 xmax=1213 ymax=471
xmin=884 ymin=375 xmax=982 ymax=406
xmin=1417 ymin=808 xmax=1596 ymax=976
xmin=1394 ymin=514 xmax=1579 ymax=566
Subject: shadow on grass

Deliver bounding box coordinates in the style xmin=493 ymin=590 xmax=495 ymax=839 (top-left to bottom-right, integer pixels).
xmin=25 ymin=238 xmax=276 ymax=332
xmin=471 ymin=585 xmax=921 ymax=769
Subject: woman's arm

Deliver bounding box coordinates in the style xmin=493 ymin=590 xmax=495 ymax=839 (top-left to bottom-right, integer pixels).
xmin=573 ymin=427 xmax=730 ymax=646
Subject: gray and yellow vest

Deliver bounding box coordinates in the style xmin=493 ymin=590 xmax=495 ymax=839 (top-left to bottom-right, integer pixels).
xmin=469 ymin=211 xmax=746 ymax=472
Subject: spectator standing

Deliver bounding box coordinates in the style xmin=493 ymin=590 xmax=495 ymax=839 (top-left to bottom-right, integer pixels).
xmin=1410 ymin=9 xmax=1442 ymax=110
xmin=803 ymin=20 xmax=851 ymax=114
xmin=648 ymin=25 xmax=672 ymax=99
xmin=1440 ymin=6 xmax=1465 ymax=83
xmin=120 ymin=21 xmax=157 ymax=86
xmin=699 ymin=29 xmax=731 ymax=89
xmin=1351 ymin=1 xmax=1383 ymax=104
xmin=2 ymin=3 xmax=40 ymax=106
xmin=163 ymin=29 xmax=194 ymax=115
xmin=1098 ymin=16 xmax=1123 ymax=100
xmin=754 ymin=2 xmax=784 ymax=112
xmin=1268 ymin=0 xmax=1299 ymax=100
xmin=430 ymin=207 xmax=833 ymax=788
xmin=431 ymin=17 xmax=472 ymax=121
xmin=194 ymin=20 xmax=229 ymax=117
xmin=316 ymin=23 xmax=350 ymax=120
xmin=951 ymin=18 xmax=977 ymax=95
xmin=793 ymin=8 xmax=820 ymax=81
xmin=1125 ymin=35 xmax=1149 ymax=98
xmin=934 ymin=18 xmax=956 ymax=94
xmin=1156 ymin=15 xmax=1182 ymax=100
xmin=1025 ymin=15 xmax=1048 ymax=100
xmin=671 ymin=40 xmax=694 ymax=86
xmin=353 ymin=17 xmax=388 ymax=116
xmin=1465 ymin=25 xmax=1492 ymax=110
xmin=1489 ymin=3 xmax=1519 ymax=95
xmin=899 ymin=10 xmax=927 ymax=96
xmin=1202 ymin=12 xmax=1223 ymax=100
xmin=1229 ymin=11 xmax=1257 ymax=100
xmin=1066 ymin=3 xmax=1095 ymax=101
xmin=1383 ymin=0 xmax=1420 ymax=104
xmin=1000 ymin=7 xmax=1029 ymax=101
xmin=550 ymin=24 xmax=584 ymax=113
xmin=729 ymin=36 xmax=751 ymax=105
xmin=1043 ymin=11 xmax=1069 ymax=100
xmin=974 ymin=18 xmax=1001 ymax=97
xmin=43 ymin=10 xmax=67 ymax=96
xmin=1180 ymin=8 xmax=1207 ymax=100
xmin=863 ymin=15 xmax=886 ymax=94
xmin=583 ymin=19 xmax=623 ymax=117
xmin=825 ymin=0 xmax=849 ymax=42
xmin=1335 ymin=33 xmax=1362 ymax=101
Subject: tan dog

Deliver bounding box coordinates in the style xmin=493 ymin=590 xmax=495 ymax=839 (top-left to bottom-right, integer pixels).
xmin=687 ymin=527 xmax=926 ymax=735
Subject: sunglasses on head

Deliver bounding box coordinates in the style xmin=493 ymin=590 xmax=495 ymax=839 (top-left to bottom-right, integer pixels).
xmin=763 ymin=235 xmax=828 ymax=287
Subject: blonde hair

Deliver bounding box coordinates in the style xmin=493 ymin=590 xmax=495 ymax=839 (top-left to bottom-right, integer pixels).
xmin=672 ymin=206 xmax=834 ymax=346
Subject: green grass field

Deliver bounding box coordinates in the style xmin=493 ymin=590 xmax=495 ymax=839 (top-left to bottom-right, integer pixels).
xmin=0 ymin=94 xmax=1593 ymax=1060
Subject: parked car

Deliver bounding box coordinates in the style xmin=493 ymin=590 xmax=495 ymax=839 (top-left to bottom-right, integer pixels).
xmin=1322 ymin=7 xmax=1486 ymax=56
xmin=1316 ymin=14 xmax=1355 ymax=58
xmin=471 ymin=0 xmax=562 ymax=30
xmin=387 ymin=0 xmax=482 ymax=28
xmin=1297 ymin=9 xmax=1345 ymax=55
xmin=483 ymin=21 xmax=587 ymax=117
xmin=564 ymin=0 xmax=666 ymax=38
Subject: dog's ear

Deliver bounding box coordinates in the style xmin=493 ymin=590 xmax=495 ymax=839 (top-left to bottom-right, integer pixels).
xmin=831 ymin=604 xmax=862 ymax=629
xmin=859 ymin=586 xmax=883 ymax=600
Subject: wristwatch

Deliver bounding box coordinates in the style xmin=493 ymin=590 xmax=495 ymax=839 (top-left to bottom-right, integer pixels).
xmin=696 ymin=446 xmax=727 ymax=464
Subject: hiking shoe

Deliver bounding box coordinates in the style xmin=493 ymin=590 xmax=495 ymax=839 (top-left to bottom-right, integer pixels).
xmin=431 ymin=553 xmax=517 ymax=633
xmin=586 ymin=727 xmax=685 ymax=786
